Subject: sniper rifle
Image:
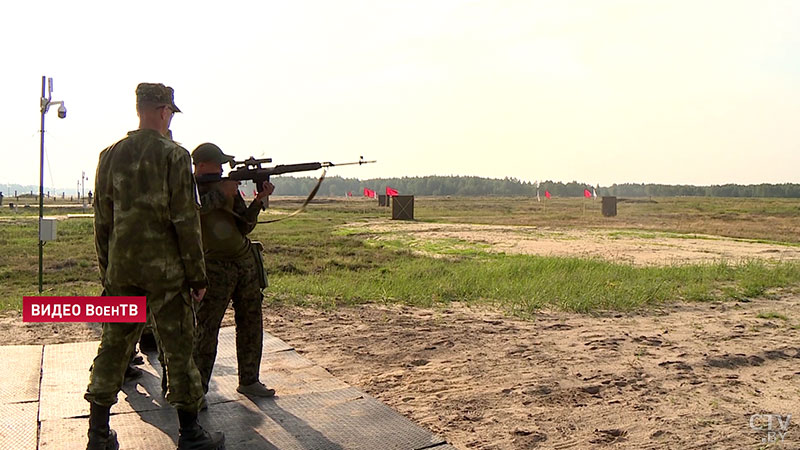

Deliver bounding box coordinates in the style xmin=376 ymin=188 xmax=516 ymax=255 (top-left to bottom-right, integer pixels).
xmin=196 ymin=156 xmax=376 ymax=209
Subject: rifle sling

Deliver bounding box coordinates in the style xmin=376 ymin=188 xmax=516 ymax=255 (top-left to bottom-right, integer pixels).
xmin=256 ymin=169 xmax=327 ymax=224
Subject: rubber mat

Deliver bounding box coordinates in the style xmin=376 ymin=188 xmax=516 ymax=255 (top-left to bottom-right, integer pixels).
xmin=141 ymin=341 xmax=346 ymax=405
xmin=39 ymin=409 xmax=179 ymax=450
xmin=0 ymin=401 xmax=38 ymax=450
xmin=41 ymin=389 xmax=448 ymax=450
xmin=238 ymin=386 xmax=447 ymax=450
xmin=207 ymin=348 xmax=347 ymax=400
xmin=0 ymin=344 xmax=42 ymax=404
xmin=37 ymin=326 xmax=294 ymax=420
xmin=210 ymin=325 xmax=294 ymax=354
xmin=212 ymin=326 xmax=297 ymax=359
xmin=39 ymin=341 xmax=166 ymax=420
xmin=17 ymin=327 xmax=454 ymax=450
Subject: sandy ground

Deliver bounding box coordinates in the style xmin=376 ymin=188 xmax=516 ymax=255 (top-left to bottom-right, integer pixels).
xmin=356 ymin=221 xmax=800 ymax=266
xmin=2 ymin=295 xmax=798 ymax=449
xmin=2 ymin=224 xmax=798 ymax=448
xmin=266 ymin=299 xmax=800 ymax=450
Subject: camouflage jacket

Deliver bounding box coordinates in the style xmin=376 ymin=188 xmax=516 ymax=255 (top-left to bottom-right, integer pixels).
xmin=94 ymin=128 xmax=207 ymax=290
xmin=196 ymin=182 xmax=261 ymax=261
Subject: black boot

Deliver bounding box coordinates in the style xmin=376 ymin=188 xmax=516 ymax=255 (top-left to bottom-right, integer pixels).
xmin=161 ymin=365 xmax=168 ymax=397
xmin=86 ymin=402 xmax=119 ymax=450
xmin=139 ymin=330 xmax=158 ymax=352
xmin=177 ymin=409 xmax=225 ymax=450
xmin=124 ymin=364 xmax=143 ymax=382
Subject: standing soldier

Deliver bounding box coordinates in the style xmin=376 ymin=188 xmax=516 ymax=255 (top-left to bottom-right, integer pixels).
xmin=87 ymin=83 xmax=224 ymax=450
xmin=191 ymin=143 xmax=276 ymax=405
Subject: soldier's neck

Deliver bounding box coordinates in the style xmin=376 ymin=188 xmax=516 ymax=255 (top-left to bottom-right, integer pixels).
xmin=138 ymin=120 xmax=168 ymax=137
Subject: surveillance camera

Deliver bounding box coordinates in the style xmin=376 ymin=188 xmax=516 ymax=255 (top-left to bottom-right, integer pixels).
xmin=57 ymin=104 xmax=67 ymax=119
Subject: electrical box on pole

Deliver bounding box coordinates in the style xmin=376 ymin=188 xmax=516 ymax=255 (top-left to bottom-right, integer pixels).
xmin=40 ymin=218 xmax=57 ymax=241
xmin=39 ymin=76 xmax=67 ymax=292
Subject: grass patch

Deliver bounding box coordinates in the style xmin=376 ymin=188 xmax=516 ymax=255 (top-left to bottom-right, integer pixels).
xmin=367 ymin=237 xmax=490 ymax=257
xmin=270 ymin=252 xmax=800 ymax=314
xmin=0 ymin=218 xmax=102 ymax=310
xmin=605 ymin=230 xmax=800 ymax=247
xmin=2 ymin=197 xmax=800 ymax=314
xmin=756 ymin=312 xmax=789 ymax=321
xmin=607 ymin=230 xmax=661 ymax=240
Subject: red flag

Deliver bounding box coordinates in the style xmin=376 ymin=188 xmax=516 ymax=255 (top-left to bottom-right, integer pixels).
xmin=584 ymin=189 xmax=591 ymax=198
xmin=363 ymin=188 xmax=376 ymax=198
xmin=545 ymin=190 xmax=551 ymax=199
xmin=347 ymin=191 xmax=353 ymax=197
xmin=386 ymin=186 xmax=399 ymax=196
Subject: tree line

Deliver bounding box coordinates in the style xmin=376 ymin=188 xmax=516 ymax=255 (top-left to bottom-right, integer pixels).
xmin=6 ymin=177 xmax=798 ymax=199
xmin=266 ymin=176 xmax=800 ymax=198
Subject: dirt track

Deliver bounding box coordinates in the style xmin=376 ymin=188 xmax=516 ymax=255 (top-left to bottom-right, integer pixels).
xmin=356 ymin=221 xmax=800 ymax=266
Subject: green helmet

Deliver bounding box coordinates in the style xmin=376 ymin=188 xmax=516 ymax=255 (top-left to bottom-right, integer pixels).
xmin=192 ymin=143 xmax=235 ymax=165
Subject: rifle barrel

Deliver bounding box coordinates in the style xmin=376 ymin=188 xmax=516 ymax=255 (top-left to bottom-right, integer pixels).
xmin=328 ymin=160 xmax=377 ymax=167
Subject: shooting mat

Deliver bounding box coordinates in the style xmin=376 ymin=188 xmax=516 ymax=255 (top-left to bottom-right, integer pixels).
xmin=0 ymin=344 xmax=42 ymax=450
xmin=5 ymin=327 xmax=453 ymax=449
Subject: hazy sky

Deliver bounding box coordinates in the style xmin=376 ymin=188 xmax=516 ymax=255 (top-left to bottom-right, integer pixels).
xmin=2 ymin=0 xmax=798 ymax=192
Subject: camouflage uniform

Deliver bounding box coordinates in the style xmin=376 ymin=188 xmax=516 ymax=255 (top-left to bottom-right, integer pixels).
xmin=193 ymin=174 xmax=267 ymax=393
xmin=87 ymin=127 xmax=207 ymax=412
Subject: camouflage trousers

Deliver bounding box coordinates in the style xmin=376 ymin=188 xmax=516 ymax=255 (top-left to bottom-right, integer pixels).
xmin=85 ymin=285 xmax=204 ymax=412
xmin=193 ymin=253 xmax=264 ymax=393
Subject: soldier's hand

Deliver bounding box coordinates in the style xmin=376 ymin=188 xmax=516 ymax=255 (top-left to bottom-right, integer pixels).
xmin=191 ymin=287 xmax=206 ymax=302
xmin=255 ymin=181 xmax=275 ymax=202
xmin=220 ymin=180 xmax=240 ymax=199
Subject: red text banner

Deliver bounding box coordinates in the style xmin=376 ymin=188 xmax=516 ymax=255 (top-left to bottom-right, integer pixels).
xmin=23 ymin=296 xmax=146 ymax=323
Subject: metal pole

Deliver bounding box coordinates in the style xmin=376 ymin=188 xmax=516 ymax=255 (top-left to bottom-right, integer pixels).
xmin=39 ymin=76 xmax=45 ymax=293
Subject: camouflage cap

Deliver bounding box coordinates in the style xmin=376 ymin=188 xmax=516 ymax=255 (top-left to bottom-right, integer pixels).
xmin=136 ymin=83 xmax=181 ymax=113
xmin=192 ymin=143 xmax=235 ymax=165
